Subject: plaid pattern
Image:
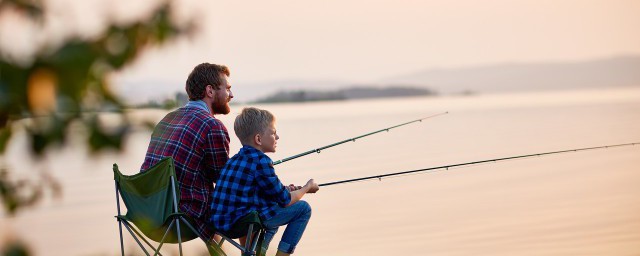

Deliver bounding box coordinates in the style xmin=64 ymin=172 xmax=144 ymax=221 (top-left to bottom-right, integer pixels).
xmin=210 ymin=145 xmax=291 ymax=232
xmin=141 ymin=104 xmax=230 ymax=240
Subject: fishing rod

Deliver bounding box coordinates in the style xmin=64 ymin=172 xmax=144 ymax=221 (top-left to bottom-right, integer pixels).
xmin=272 ymin=112 xmax=449 ymax=165
xmin=319 ymin=142 xmax=639 ymax=187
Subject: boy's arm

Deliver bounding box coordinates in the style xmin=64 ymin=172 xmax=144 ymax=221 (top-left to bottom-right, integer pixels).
xmin=255 ymin=158 xmax=291 ymax=207
xmin=286 ymin=179 xmax=319 ymax=207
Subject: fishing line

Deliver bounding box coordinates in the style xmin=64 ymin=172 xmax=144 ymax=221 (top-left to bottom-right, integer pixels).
xmin=319 ymin=142 xmax=639 ymax=187
xmin=353 ymin=152 xmax=570 ymax=184
xmin=344 ymin=159 xmax=506 ymax=185
xmin=272 ymin=111 xmax=448 ymax=165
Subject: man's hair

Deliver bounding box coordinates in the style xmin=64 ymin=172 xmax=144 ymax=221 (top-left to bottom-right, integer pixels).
xmin=234 ymin=107 xmax=275 ymax=145
xmin=185 ymin=63 xmax=230 ymax=100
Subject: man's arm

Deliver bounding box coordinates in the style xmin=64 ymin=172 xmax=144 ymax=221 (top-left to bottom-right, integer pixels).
xmin=204 ymin=123 xmax=230 ymax=182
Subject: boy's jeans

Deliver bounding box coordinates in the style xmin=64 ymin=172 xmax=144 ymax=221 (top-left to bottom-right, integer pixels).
xmin=261 ymin=200 xmax=312 ymax=254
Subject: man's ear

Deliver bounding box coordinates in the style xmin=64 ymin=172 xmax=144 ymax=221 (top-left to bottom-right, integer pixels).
xmin=206 ymin=84 xmax=215 ymax=97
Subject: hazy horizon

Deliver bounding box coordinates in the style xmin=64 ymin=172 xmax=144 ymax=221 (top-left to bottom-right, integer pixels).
xmin=2 ymin=0 xmax=639 ymax=103
xmin=117 ymin=55 xmax=640 ymax=104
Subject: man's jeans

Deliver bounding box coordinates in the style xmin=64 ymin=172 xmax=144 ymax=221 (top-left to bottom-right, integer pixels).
xmin=261 ymin=200 xmax=312 ymax=254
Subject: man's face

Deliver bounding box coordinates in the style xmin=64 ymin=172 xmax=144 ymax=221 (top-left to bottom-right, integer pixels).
xmin=211 ymin=75 xmax=233 ymax=115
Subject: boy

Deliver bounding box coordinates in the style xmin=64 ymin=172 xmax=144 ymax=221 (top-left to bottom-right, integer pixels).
xmin=210 ymin=107 xmax=319 ymax=256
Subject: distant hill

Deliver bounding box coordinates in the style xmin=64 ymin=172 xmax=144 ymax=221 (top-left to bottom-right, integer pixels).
xmin=384 ymin=56 xmax=640 ymax=94
xmin=253 ymin=86 xmax=435 ymax=103
xmin=116 ymin=55 xmax=640 ymax=104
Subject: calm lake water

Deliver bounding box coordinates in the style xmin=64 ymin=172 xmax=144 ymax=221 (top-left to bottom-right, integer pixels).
xmin=1 ymin=88 xmax=640 ymax=256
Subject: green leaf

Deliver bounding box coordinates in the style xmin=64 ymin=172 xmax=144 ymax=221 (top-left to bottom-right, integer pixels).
xmin=0 ymin=125 xmax=12 ymax=153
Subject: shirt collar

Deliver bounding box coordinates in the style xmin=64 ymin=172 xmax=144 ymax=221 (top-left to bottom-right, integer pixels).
xmin=241 ymin=145 xmax=261 ymax=154
xmin=240 ymin=145 xmax=272 ymax=160
xmin=185 ymin=100 xmax=210 ymax=113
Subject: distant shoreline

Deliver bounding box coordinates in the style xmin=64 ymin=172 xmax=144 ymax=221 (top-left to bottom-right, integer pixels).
xmin=125 ymin=85 xmax=640 ymax=109
xmin=251 ymin=86 xmax=438 ymax=104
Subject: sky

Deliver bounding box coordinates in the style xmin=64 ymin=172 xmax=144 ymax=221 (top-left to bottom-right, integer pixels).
xmin=2 ymin=0 xmax=640 ymax=102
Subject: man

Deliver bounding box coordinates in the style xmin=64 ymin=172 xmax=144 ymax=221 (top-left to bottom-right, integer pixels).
xmin=140 ymin=63 xmax=234 ymax=241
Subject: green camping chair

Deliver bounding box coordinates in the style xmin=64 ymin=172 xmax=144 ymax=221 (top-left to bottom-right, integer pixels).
xmin=216 ymin=211 xmax=266 ymax=256
xmin=113 ymin=157 xmax=266 ymax=256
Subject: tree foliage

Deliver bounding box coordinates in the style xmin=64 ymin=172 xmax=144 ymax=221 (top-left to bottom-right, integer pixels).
xmin=0 ymin=0 xmax=193 ymax=215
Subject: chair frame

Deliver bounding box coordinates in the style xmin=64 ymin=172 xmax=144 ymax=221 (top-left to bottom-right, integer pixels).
xmin=114 ymin=162 xmax=266 ymax=256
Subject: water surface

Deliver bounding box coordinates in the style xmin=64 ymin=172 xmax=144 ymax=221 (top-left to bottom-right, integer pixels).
xmin=1 ymin=88 xmax=639 ymax=255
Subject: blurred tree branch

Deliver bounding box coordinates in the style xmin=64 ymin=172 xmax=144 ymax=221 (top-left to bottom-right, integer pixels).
xmin=0 ymin=0 xmax=44 ymax=21
xmin=0 ymin=0 xmax=194 ymax=215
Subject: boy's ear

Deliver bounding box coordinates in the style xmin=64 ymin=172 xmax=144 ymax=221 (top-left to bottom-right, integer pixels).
xmin=254 ymin=133 xmax=262 ymax=146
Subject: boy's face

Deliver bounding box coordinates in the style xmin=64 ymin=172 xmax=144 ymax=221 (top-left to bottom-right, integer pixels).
xmin=259 ymin=122 xmax=279 ymax=153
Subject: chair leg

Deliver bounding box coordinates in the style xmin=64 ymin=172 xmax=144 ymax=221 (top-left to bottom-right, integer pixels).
xmin=204 ymin=240 xmax=228 ymax=256
xmin=122 ymin=221 xmax=152 ymax=256
xmin=245 ymin=224 xmax=254 ymax=253
xmin=115 ymin=183 xmax=126 ymax=256
xmin=153 ymin=219 xmax=177 ymax=256
xmin=219 ymin=234 xmax=244 ymax=253
xmin=252 ymin=230 xmax=265 ymax=256
xmin=176 ymin=218 xmax=184 ymax=256
xmin=117 ymin=219 xmax=125 ymax=256
xmin=124 ymin=221 xmax=163 ymax=256
xmin=177 ymin=217 xmax=228 ymax=256
xmin=248 ymin=229 xmax=264 ymax=256
xmin=242 ymin=224 xmax=265 ymax=256
xmin=169 ymin=178 xmax=184 ymax=256
xmin=249 ymin=231 xmax=258 ymax=253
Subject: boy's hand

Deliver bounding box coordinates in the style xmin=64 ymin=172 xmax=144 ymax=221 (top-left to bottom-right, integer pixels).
xmin=305 ymin=179 xmax=319 ymax=193
xmin=286 ymin=184 xmax=302 ymax=191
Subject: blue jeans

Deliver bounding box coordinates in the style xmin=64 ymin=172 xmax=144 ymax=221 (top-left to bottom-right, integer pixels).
xmin=261 ymin=201 xmax=312 ymax=254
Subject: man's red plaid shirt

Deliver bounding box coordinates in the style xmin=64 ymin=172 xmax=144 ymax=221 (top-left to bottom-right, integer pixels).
xmin=141 ymin=103 xmax=230 ymax=240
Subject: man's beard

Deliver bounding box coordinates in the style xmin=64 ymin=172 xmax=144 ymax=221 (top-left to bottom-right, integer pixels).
xmin=211 ymin=97 xmax=230 ymax=115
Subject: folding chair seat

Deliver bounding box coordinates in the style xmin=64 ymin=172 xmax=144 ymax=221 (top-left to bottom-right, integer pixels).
xmin=113 ymin=157 xmax=225 ymax=256
xmin=216 ymin=211 xmax=267 ymax=256
xmin=113 ymin=157 xmax=267 ymax=256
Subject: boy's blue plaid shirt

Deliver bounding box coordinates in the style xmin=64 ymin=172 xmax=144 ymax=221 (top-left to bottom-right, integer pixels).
xmin=210 ymin=145 xmax=291 ymax=231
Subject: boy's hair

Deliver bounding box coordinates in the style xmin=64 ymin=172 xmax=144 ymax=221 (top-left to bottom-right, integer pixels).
xmin=185 ymin=63 xmax=230 ymax=100
xmin=234 ymin=107 xmax=276 ymax=145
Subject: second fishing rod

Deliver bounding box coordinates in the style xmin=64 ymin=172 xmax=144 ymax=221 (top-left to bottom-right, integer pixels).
xmin=319 ymin=142 xmax=639 ymax=187
xmin=272 ymin=111 xmax=449 ymax=165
